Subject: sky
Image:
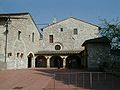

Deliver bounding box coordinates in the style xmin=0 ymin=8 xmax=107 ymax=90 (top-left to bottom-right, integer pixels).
xmin=0 ymin=0 xmax=120 ymax=28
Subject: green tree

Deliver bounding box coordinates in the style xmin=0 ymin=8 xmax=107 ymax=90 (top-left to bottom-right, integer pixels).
xmin=99 ymin=18 xmax=120 ymax=49
xmin=98 ymin=18 xmax=120 ymax=72
xmin=99 ymin=18 xmax=120 ymax=39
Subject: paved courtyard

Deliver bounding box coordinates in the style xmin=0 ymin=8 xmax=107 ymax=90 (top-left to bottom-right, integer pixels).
xmin=0 ymin=68 xmax=77 ymax=90
xmin=0 ymin=68 xmax=120 ymax=90
xmin=0 ymin=68 xmax=55 ymax=90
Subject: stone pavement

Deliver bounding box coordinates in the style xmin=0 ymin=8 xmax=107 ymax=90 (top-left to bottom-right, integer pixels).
xmin=0 ymin=68 xmax=82 ymax=90
xmin=0 ymin=68 xmax=120 ymax=90
xmin=0 ymin=68 xmax=55 ymax=90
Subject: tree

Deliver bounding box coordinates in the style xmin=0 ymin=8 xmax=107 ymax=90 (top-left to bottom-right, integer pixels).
xmin=98 ymin=18 xmax=120 ymax=72
xmin=99 ymin=18 xmax=120 ymax=49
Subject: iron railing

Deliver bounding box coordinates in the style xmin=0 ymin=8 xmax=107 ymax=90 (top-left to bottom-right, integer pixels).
xmin=43 ymin=72 xmax=120 ymax=90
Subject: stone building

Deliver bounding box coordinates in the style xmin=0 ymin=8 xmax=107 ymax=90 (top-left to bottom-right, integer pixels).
xmin=82 ymin=37 xmax=111 ymax=70
xmin=0 ymin=13 xmax=101 ymax=70
xmin=82 ymin=37 xmax=120 ymax=71
xmin=0 ymin=13 xmax=40 ymax=70
xmin=35 ymin=17 xmax=100 ymax=69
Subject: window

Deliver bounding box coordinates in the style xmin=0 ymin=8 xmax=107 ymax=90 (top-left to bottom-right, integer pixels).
xmin=74 ymin=28 xmax=78 ymax=35
xmin=18 ymin=31 xmax=21 ymax=40
xmin=40 ymin=33 xmax=43 ymax=40
xmin=8 ymin=53 xmax=12 ymax=57
xmin=20 ymin=53 xmax=23 ymax=58
xmin=55 ymin=45 xmax=61 ymax=50
xmin=41 ymin=28 xmax=43 ymax=31
xmin=29 ymin=35 xmax=30 ymax=40
xmin=49 ymin=35 xmax=53 ymax=43
xmin=17 ymin=53 xmax=19 ymax=58
xmin=0 ymin=17 xmax=8 ymax=25
xmin=60 ymin=28 xmax=63 ymax=32
xmin=32 ymin=32 xmax=34 ymax=42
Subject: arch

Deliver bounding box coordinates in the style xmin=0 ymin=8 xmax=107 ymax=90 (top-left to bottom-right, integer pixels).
xmin=35 ymin=55 xmax=47 ymax=67
xmin=27 ymin=53 xmax=33 ymax=68
xmin=50 ymin=56 xmax=63 ymax=68
xmin=66 ymin=55 xmax=81 ymax=69
xmin=27 ymin=52 xmax=34 ymax=57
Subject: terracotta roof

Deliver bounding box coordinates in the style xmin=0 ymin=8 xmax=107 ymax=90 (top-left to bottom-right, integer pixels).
xmin=82 ymin=37 xmax=110 ymax=46
xmin=35 ymin=50 xmax=81 ymax=55
xmin=42 ymin=17 xmax=100 ymax=29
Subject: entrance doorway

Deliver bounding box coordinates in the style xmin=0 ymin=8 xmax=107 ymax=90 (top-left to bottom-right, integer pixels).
xmin=66 ymin=55 xmax=81 ymax=69
xmin=28 ymin=53 xmax=33 ymax=68
xmin=50 ymin=56 xmax=63 ymax=68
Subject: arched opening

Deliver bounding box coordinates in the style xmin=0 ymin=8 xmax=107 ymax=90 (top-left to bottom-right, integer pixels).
xmin=66 ymin=55 xmax=81 ymax=69
xmin=50 ymin=56 xmax=63 ymax=68
xmin=35 ymin=55 xmax=47 ymax=67
xmin=28 ymin=53 xmax=33 ymax=68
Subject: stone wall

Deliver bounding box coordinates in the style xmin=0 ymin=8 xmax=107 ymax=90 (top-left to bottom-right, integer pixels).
xmin=40 ymin=17 xmax=99 ymax=51
xmin=0 ymin=13 xmax=40 ymax=69
xmin=86 ymin=43 xmax=111 ymax=70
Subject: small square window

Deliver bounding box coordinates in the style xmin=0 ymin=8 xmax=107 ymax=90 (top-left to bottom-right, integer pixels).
xmin=8 ymin=53 xmax=12 ymax=57
xmin=74 ymin=28 xmax=78 ymax=35
xmin=60 ymin=28 xmax=63 ymax=32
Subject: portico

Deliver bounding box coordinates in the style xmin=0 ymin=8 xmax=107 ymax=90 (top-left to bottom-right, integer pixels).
xmin=35 ymin=50 xmax=82 ymax=69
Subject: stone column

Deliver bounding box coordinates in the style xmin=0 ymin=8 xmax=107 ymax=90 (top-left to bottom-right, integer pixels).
xmin=63 ymin=58 xmax=66 ymax=68
xmin=32 ymin=56 xmax=35 ymax=68
xmin=47 ymin=59 xmax=50 ymax=68
xmin=46 ymin=56 xmax=51 ymax=68
xmin=31 ymin=55 xmax=36 ymax=68
xmin=62 ymin=56 xmax=67 ymax=68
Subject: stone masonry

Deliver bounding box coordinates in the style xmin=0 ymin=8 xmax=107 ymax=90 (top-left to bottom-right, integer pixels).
xmin=40 ymin=17 xmax=99 ymax=51
xmin=0 ymin=13 xmax=100 ymax=70
xmin=0 ymin=13 xmax=40 ymax=69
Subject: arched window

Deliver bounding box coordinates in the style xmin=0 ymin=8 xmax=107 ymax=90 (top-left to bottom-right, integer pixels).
xmin=18 ymin=31 xmax=21 ymax=40
xmin=17 ymin=53 xmax=19 ymax=58
xmin=32 ymin=32 xmax=34 ymax=42
xmin=20 ymin=53 xmax=24 ymax=58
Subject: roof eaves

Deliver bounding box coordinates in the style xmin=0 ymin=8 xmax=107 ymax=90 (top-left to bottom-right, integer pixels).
xmin=70 ymin=17 xmax=100 ymax=28
xmin=29 ymin=13 xmax=40 ymax=31
xmin=35 ymin=50 xmax=82 ymax=55
xmin=0 ymin=12 xmax=29 ymax=16
xmin=42 ymin=17 xmax=70 ymax=29
xmin=43 ymin=17 xmax=100 ymax=29
xmin=82 ymin=37 xmax=110 ymax=46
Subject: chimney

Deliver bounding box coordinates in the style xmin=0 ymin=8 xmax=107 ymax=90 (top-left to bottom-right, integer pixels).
xmin=53 ymin=17 xmax=57 ymax=24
